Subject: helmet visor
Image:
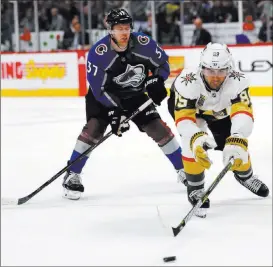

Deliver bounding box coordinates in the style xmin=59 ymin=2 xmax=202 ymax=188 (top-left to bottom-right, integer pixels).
xmin=202 ymin=67 xmax=229 ymax=77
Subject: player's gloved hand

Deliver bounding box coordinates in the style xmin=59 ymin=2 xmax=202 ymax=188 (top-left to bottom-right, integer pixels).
xmin=223 ymin=134 xmax=249 ymax=171
xmin=108 ymin=108 xmax=130 ymax=137
xmin=190 ymin=132 xmax=217 ymax=169
xmin=144 ymin=75 xmax=167 ymax=106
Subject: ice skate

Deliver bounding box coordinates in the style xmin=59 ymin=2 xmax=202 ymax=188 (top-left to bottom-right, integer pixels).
xmin=177 ymin=169 xmax=188 ymax=187
xmin=234 ymin=174 xmax=269 ymax=197
xmin=62 ymin=170 xmax=84 ymax=200
xmin=187 ymin=186 xmax=210 ymax=218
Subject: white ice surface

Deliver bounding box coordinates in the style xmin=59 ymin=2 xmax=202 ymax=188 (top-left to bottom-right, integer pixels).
xmin=1 ymin=97 xmax=272 ymax=266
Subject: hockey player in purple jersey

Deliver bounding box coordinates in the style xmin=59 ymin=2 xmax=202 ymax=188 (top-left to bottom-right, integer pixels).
xmin=62 ymin=9 xmax=186 ymax=200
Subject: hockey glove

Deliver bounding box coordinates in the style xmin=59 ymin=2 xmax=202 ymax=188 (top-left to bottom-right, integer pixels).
xmin=108 ymin=108 xmax=130 ymax=137
xmin=190 ymin=132 xmax=217 ymax=169
xmin=144 ymin=75 xmax=167 ymax=106
xmin=223 ymin=134 xmax=249 ymax=171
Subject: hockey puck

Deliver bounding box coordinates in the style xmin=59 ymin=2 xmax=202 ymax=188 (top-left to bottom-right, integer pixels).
xmin=163 ymin=256 xmax=176 ymax=262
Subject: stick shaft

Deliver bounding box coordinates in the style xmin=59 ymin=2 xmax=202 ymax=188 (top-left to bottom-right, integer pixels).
xmin=4 ymin=99 xmax=153 ymax=205
xmin=172 ymin=158 xmax=234 ymax=236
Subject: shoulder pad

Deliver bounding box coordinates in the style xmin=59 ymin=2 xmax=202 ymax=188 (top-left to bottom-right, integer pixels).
xmin=132 ymin=32 xmax=153 ymax=46
xmin=226 ymin=70 xmax=250 ymax=96
xmin=174 ymin=68 xmax=200 ymax=99
xmin=131 ymin=32 xmax=168 ymax=64
xmin=87 ymin=35 xmax=117 ymax=70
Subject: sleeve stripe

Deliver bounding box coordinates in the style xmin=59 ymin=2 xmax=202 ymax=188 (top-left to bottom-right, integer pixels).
xmin=231 ymin=111 xmax=254 ymax=120
xmin=182 ymin=156 xmax=196 ymax=162
xmin=175 ymin=117 xmax=196 ymax=126
xmin=104 ymin=92 xmax=118 ymax=107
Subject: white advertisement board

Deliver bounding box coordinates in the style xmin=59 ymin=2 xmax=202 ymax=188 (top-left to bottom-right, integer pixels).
xmin=0 ymin=44 xmax=272 ymax=96
xmin=1 ymin=52 xmax=78 ymax=90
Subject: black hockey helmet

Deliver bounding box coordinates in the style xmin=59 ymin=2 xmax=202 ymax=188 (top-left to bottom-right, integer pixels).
xmin=106 ymin=9 xmax=133 ymax=30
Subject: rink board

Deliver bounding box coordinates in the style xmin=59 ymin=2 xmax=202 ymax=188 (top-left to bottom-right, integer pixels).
xmin=1 ymin=43 xmax=272 ymax=97
xmin=1 ymin=86 xmax=272 ymax=97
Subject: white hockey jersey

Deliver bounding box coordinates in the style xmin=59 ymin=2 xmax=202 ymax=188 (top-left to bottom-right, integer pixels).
xmin=172 ymin=67 xmax=254 ymax=139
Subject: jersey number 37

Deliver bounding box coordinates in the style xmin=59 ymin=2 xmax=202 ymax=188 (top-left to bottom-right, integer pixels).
xmin=87 ymin=61 xmax=98 ymax=76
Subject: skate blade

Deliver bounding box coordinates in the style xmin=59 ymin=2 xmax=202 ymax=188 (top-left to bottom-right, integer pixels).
xmin=63 ymin=188 xmax=81 ymax=200
xmin=194 ymin=208 xmax=207 ymax=218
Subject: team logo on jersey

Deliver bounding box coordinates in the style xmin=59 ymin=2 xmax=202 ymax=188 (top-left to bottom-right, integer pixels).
xmin=212 ymin=109 xmax=228 ymax=119
xmin=95 ymin=44 xmax=108 ymax=55
xmin=113 ymin=64 xmax=146 ymax=88
xmin=229 ymin=71 xmax=245 ymax=81
xmin=197 ymin=94 xmax=206 ymax=107
xmin=181 ymin=72 xmax=197 ymax=85
xmin=137 ymin=35 xmax=150 ymax=45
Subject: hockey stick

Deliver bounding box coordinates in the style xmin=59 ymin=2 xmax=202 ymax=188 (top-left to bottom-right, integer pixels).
xmin=172 ymin=157 xmax=234 ymax=237
xmin=2 ymin=98 xmax=154 ymax=206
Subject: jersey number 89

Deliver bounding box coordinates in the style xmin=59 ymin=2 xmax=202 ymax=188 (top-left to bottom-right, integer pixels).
xmin=239 ymin=89 xmax=251 ymax=106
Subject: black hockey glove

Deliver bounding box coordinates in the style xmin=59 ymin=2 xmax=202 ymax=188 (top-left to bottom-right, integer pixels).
xmin=108 ymin=108 xmax=130 ymax=137
xmin=144 ymin=75 xmax=167 ymax=106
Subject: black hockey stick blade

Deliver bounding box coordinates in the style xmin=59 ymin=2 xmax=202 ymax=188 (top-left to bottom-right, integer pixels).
xmin=172 ymin=221 xmax=185 ymax=237
xmin=1 ymin=196 xmax=30 ymax=205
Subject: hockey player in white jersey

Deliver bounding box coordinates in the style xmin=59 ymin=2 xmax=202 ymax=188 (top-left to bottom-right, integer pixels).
xmin=168 ymin=42 xmax=269 ymax=216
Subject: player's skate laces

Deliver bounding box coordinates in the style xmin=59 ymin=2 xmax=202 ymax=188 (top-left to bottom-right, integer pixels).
xmin=235 ymin=174 xmax=269 ymax=197
xmin=62 ymin=171 xmax=84 ymax=200
xmin=188 ymin=188 xmax=210 ymax=218
xmin=177 ymin=169 xmax=188 ymax=186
